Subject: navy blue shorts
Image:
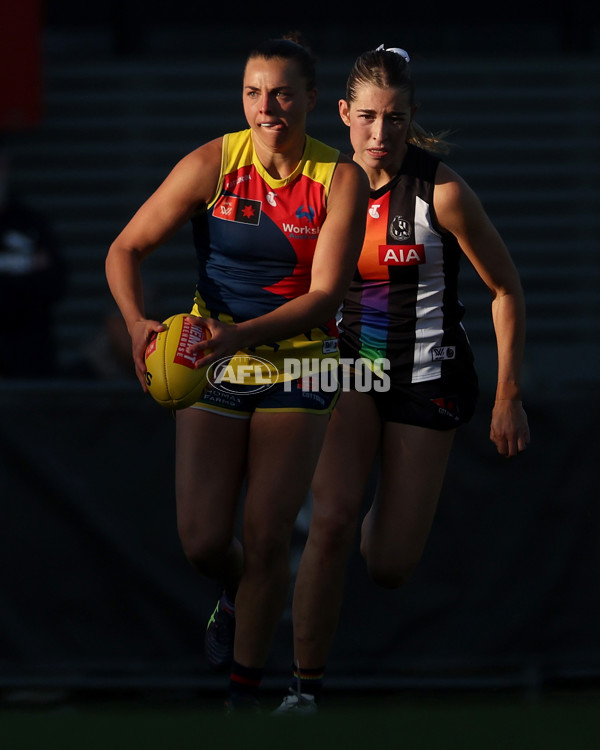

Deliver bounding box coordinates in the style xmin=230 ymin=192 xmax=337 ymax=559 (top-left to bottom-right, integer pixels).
xmin=191 ymin=377 xmax=339 ymax=419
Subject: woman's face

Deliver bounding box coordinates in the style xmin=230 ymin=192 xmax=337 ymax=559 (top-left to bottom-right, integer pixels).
xmin=339 ymin=83 xmax=414 ymax=178
xmin=243 ymin=56 xmax=316 ymax=156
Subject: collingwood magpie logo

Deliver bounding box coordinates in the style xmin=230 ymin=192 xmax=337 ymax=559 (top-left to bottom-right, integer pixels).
xmin=390 ymin=216 xmax=412 ymax=241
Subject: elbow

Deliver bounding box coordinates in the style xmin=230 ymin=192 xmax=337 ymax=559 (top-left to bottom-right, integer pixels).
xmin=106 ymin=240 xmax=145 ymax=275
xmin=490 ymin=282 xmax=525 ymax=309
xmin=310 ymin=288 xmax=344 ymax=322
xmin=324 ymin=295 xmax=344 ymax=321
xmin=105 ymin=242 xmax=123 ymax=283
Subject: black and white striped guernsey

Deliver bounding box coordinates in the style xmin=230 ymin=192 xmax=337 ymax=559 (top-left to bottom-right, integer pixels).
xmin=339 ymin=143 xmax=477 ymax=387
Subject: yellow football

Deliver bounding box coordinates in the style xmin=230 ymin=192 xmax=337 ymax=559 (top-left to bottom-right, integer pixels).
xmin=144 ymin=313 xmax=211 ymax=409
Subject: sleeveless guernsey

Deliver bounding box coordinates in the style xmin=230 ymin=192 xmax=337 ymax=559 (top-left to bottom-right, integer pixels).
xmin=191 ymin=129 xmax=340 ymax=383
xmin=340 ymin=144 xmax=476 ymax=386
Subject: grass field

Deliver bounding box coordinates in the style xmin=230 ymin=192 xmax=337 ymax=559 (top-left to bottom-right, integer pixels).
xmin=1 ymin=689 xmax=598 ymax=750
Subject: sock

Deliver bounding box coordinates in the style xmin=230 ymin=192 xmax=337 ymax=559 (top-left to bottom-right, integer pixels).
xmin=290 ymin=663 xmax=325 ymax=702
xmin=228 ymin=660 xmax=263 ymax=705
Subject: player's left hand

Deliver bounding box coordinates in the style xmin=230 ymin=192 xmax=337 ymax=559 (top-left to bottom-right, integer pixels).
xmin=184 ymin=315 xmax=243 ymax=368
xmin=490 ymin=400 xmax=530 ymax=457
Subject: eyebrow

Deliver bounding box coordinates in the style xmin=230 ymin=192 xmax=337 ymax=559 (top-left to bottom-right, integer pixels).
xmin=244 ymin=85 xmax=295 ymax=93
xmin=356 ymin=108 xmax=408 ymax=117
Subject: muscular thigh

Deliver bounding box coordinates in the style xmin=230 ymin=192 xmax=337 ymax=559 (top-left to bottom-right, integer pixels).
xmin=175 ymin=407 xmax=249 ymax=535
xmin=242 ymin=410 xmax=330 ymax=537
xmin=311 ymin=390 xmax=381 ymax=520
xmin=368 ymin=423 xmax=455 ymax=561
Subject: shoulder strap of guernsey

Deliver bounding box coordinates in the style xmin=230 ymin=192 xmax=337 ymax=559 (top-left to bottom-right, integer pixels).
xmin=301 ymin=135 xmax=340 ymax=201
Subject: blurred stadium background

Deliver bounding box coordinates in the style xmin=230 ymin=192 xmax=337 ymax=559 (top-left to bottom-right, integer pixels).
xmin=1 ymin=0 xmax=599 ymax=735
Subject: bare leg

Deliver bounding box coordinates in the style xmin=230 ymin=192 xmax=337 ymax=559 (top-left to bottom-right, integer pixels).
xmin=175 ymin=407 xmax=248 ymax=590
xmin=292 ymin=391 xmax=381 ymax=668
xmin=233 ymin=410 xmax=330 ymax=668
xmin=361 ymin=422 xmax=455 ymax=588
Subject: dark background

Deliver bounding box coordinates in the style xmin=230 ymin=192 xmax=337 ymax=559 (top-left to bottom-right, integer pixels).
xmin=0 ymin=0 xmax=599 ymax=699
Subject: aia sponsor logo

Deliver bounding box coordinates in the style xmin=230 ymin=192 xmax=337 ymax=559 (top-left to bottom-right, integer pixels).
xmin=214 ymin=196 xmax=261 ymax=225
xmin=379 ymin=244 xmax=426 ymax=266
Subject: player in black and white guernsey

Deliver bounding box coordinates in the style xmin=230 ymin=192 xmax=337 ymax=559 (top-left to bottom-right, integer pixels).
xmin=340 ymin=141 xmax=477 ymax=392
xmin=276 ymin=45 xmax=530 ymax=713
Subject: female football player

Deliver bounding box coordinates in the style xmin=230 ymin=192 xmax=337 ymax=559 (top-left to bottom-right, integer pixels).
xmin=106 ymin=34 xmax=369 ymax=710
xmin=276 ymin=44 xmax=530 ymax=713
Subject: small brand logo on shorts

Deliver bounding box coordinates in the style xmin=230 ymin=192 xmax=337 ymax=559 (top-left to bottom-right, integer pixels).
xmin=432 ymin=346 xmax=456 ymax=361
xmin=431 ymin=396 xmax=460 ymax=420
xmin=322 ymin=339 xmax=338 ymax=354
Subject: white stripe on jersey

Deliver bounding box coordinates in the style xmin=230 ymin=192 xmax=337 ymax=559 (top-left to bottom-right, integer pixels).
xmin=411 ymin=195 xmax=445 ymax=383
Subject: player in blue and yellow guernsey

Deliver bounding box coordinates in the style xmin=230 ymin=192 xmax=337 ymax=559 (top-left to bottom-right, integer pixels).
xmin=276 ymin=46 xmax=531 ymax=713
xmin=106 ymin=35 xmax=369 ymax=711
xmin=190 ymin=127 xmax=342 ymax=398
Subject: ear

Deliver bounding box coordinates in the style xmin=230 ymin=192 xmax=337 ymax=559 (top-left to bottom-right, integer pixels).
xmin=339 ymin=99 xmax=351 ymax=126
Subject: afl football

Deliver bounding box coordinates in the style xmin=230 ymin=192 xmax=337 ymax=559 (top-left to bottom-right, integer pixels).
xmin=144 ymin=313 xmax=211 ymax=409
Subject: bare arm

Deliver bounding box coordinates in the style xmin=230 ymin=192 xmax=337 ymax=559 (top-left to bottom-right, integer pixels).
xmin=434 ymin=163 xmax=530 ymax=457
xmin=105 ymin=139 xmax=223 ymax=387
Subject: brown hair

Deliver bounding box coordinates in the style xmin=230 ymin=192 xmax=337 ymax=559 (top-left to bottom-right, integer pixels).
xmin=346 ymin=48 xmax=450 ymax=155
xmin=246 ymin=32 xmax=317 ymax=91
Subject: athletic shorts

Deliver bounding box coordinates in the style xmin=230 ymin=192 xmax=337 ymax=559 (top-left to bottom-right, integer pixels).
xmin=190 ymin=377 xmax=339 ymax=419
xmin=349 ymin=375 xmax=479 ymax=431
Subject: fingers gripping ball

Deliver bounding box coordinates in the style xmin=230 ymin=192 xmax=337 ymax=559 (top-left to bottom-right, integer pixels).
xmin=144 ymin=314 xmax=211 ymax=409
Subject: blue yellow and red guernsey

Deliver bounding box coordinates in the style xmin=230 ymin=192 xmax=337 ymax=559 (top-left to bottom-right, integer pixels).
xmin=190 ymin=129 xmax=341 ymax=383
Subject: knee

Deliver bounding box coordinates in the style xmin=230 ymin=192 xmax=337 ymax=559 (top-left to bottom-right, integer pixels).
xmin=177 ymin=521 xmax=232 ymax=573
xmin=310 ymin=491 xmax=360 ymax=552
xmin=366 ymin=554 xmax=420 ymax=590
xmin=243 ymin=526 xmax=290 ymax=574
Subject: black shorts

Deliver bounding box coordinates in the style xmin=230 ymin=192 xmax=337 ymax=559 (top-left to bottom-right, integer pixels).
xmin=350 ymin=375 xmax=479 ymax=431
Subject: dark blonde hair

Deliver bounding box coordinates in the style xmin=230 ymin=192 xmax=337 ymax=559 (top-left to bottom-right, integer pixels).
xmin=346 ymin=48 xmax=450 ymax=155
xmin=246 ymin=32 xmax=317 ymax=91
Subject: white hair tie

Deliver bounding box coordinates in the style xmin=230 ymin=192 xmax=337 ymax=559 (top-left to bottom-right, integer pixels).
xmin=375 ymin=44 xmax=410 ymax=62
